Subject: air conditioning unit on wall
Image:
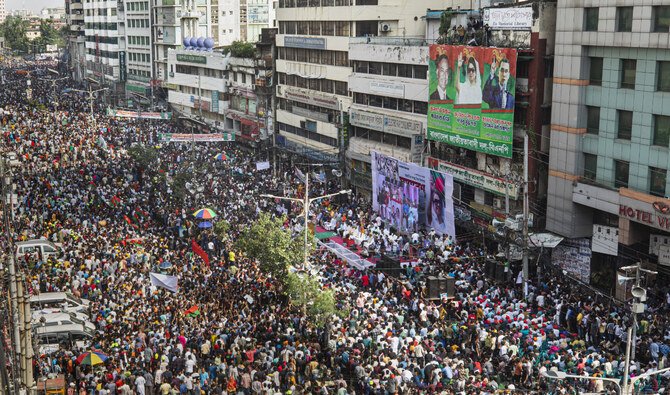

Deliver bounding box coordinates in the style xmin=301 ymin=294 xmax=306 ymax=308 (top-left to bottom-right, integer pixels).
xmin=380 ymin=23 xmax=392 ymax=32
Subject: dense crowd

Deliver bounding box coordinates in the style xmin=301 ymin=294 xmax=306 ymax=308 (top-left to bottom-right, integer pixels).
xmin=3 ymin=60 xmax=670 ymax=395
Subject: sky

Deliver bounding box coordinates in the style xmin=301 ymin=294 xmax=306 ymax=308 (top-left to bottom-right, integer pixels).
xmin=6 ymin=0 xmax=63 ymax=13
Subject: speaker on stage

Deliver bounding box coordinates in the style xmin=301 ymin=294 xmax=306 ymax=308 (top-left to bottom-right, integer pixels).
xmin=494 ymin=262 xmax=508 ymax=282
xmin=380 ymin=255 xmax=401 ymax=277
xmin=426 ymin=276 xmax=455 ymax=300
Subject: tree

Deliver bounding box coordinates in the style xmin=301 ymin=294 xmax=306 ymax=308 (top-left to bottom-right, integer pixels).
xmin=128 ymin=144 xmax=159 ymax=172
xmin=226 ymin=41 xmax=256 ymax=58
xmin=1 ymin=16 xmax=29 ymax=53
xmin=285 ymin=272 xmax=349 ymax=327
xmin=235 ymin=213 xmax=303 ymax=278
xmin=213 ymin=219 xmax=230 ymax=242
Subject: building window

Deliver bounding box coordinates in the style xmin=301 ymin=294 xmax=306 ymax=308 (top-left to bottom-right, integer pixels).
xmin=584 ymin=153 xmax=597 ymax=181
xmin=616 ymin=7 xmax=633 ymax=32
xmin=657 ymin=61 xmax=670 ymax=92
xmin=586 ymin=106 xmax=600 ymax=135
xmin=589 ymin=57 xmax=603 ymax=86
xmin=584 ymin=7 xmax=599 ymax=31
xmin=620 ymin=59 xmax=636 ymax=89
xmin=615 ymin=160 xmax=630 ymax=189
xmin=654 ymin=114 xmax=670 ymax=147
xmin=650 ymin=167 xmax=667 ymax=197
xmin=617 ymin=110 xmax=633 ymax=140
xmin=653 ymin=6 xmax=670 ymax=32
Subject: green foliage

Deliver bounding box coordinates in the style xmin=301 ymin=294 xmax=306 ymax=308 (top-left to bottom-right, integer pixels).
xmin=1 ymin=16 xmax=30 ymax=53
xmin=31 ymin=19 xmax=64 ymax=51
xmin=171 ymin=168 xmax=193 ymax=200
xmin=439 ymin=11 xmax=454 ymax=36
xmin=225 ymin=41 xmax=256 ymax=58
xmin=285 ymin=273 xmax=349 ymax=327
xmin=235 ymin=213 xmax=302 ymax=278
xmin=128 ymin=144 xmax=159 ymax=171
xmin=214 ymin=220 xmax=230 ymax=241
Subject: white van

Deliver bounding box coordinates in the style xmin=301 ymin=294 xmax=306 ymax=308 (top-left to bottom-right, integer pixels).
xmin=34 ymin=324 xmax=94 ymax=355
xmin=32 ymin=311 xmax=96 ymax=331
xmin=29 ymin=292 xmax=90 ymax=313
xmin=15 ymin=239 xmax=61 ymax=261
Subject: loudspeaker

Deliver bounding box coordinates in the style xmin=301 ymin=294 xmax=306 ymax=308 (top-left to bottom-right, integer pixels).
xmin=485 ymin=260 xmax=496 ymax=279
xmin=380 ymin=255 xmax=401 ymax=277
xmin=494 ymin=262 xmax=508 ymax=282
xmin=426 ymin=276 xmax=455 ymax=300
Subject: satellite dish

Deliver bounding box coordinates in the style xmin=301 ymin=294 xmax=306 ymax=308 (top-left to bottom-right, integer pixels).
xmin=332 ymin=169 xmax=342 ymax=177
xmin=631 ymin=286 xmax=647 ymax=300
xmin=254 ymin=137 xmax=261 ymax=143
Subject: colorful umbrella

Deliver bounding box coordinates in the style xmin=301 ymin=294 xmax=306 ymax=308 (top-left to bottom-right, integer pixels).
xmin=214 ymin=153 xmax=229 ymax=160
xmin=198 ymin=221 xmax=213 ymax=228
xmin=193 ymin=208 xmax=217 ymax=219
xmin=76 ymin=351 xmax=108 ymax=366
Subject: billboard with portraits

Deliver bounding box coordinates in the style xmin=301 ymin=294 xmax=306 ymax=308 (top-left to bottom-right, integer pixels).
xmin=371 ymin=150 xmax=455 ymax=239
xmin=427 ymin=44 xmax=517 ymax=158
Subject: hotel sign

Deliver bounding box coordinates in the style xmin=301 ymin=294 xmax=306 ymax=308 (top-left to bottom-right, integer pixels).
xmin=619 ymin=195 xmax=670 ymax=231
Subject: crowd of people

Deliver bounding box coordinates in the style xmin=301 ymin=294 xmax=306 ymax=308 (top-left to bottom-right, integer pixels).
xmin=2 ymin=60 xmax=670 ymax=395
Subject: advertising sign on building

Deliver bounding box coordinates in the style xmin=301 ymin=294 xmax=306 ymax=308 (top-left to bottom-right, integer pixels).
xmin=284 ymin=36 xmax=326 ymax=50
xmin=371 ymin=151 xmax=455 ymax=238
xmin=551 ymin=238 xmax=592 ymax=283
xmin=159 ymin=133 xmax=235 ymax=142
xmin=427 ymin=157 xmax=518 ymax=198
xmin=350 ymin=110 xmax=423 ymax=137
xmin=369 ymin=81 xmax=404 ymax=97
xmin=591 ymin=225 xmax=619 ymax=256
xmin=619 ymin=190 xmax=670 ymax=232
xmin=285 ymin=89 xmax=338 ymax=110
xmin=483 ymin=7 xmax=533 ymax=30
xmin=106 ymin=108 xmax=172 ymax=120
xmin=119 ymin=51 xmax=126 ymax=82
xmin=248 ymin=5 xmax=269 ymax=24
xmin=212 ymin=90 xmax=219 ymax=113
xmin=427 ymin=45 xmax=517 ymax=158
xmin=176 ymin=54 xmax=207 ymax=64
xmin=659 ymin=245 xmax=670 ymax=266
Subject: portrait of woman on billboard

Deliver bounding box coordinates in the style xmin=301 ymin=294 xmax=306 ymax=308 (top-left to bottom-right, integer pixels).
xmin=455 ymin=48 xmax=482 ymax=105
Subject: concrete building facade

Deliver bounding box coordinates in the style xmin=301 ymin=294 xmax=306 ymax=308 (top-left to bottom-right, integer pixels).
xmin=65 ymin=0 xmax=86 ymax=82
xmin=84 ymin=0 xmax=124 ymax=103
xmin=547 ymin=0 xmax=670 ymax=282
xmin=346 ymin=37 xmax=429 ymax=195
xmin=274 ymin=0 xmax=444 ymax=166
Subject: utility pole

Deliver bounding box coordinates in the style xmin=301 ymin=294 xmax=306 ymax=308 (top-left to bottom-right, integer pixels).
xmin=0 ymin=309 xmax=10 ymax=394
xmin=522 ymin=133 xmax=529 ymax=300
xmin=73 ymin=78 xmax=107 ymax=130
xmin=22 ymin=273 xmax=34 ymax=393
xmin=260 ymin=169 xmax=351 ymax=270
xmin=1 ymin=157 xmax=22 ymax=393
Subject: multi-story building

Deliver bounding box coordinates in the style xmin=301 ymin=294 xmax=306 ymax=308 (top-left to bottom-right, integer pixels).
xmin=425 ymin=1 xmax=556 ymax=238
xmin=274 ymin=0 xmax=444 ymax=167
xmin=0 ymin=0 xmax=6 ymax=24
xmin=346 ymin=37 xmax=430 ymax=196
xmin=83 ymin=0 xmax=123 ymax=104
xmin=120 ymin=0 xmax=153 ymax=106
xmin=65 ymin=0 xmax=86 ymax=82
xmin=547 ymin=1 xmax=670 ymax=286
xmin=253 ymin=28 xmax=277 ymax=144
xmin=166 ymin=48 xmax=229 ymax=129
xmin=224 ymin=55 xmax=262 ymax=142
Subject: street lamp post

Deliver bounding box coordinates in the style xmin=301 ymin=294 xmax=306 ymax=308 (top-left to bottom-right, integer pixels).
xmin=260 ymin=172 xmax=351 ymax=269
xmin=72 ymin=77 xmax=107 ymax=130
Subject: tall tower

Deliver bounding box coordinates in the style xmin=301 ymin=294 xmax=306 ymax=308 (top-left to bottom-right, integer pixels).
xmin=0 ymin=0 xmax=6 ymax=24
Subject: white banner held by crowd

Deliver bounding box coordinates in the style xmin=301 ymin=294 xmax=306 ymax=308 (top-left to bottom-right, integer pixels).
xmin=256 ymin=161 xmax=270 ymax=171
xmin=150 ymin=272 xmax=179 ymax=292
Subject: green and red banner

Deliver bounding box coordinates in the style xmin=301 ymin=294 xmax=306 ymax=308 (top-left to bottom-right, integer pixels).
xmin=427 ymin=45 xmax=517 ymax=158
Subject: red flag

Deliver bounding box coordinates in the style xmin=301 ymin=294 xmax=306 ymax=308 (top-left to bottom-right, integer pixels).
xmin=191 ymin=239 xmax=209 ymax=267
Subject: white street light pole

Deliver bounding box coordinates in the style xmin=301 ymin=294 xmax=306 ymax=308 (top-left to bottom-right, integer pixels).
xmin=540 ymin=370 xmax=621 ymax=394
xmin=260 ymin=172 xmax=351 ymax=269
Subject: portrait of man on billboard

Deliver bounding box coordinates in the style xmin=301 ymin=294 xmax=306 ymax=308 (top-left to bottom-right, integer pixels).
xmin=483 ymin=52 xmax=514 ymax=109
xmin=427 ymin=171 xmax=446 ymax=231
xmin=430 ymin=50 xmax=452 ymax=101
